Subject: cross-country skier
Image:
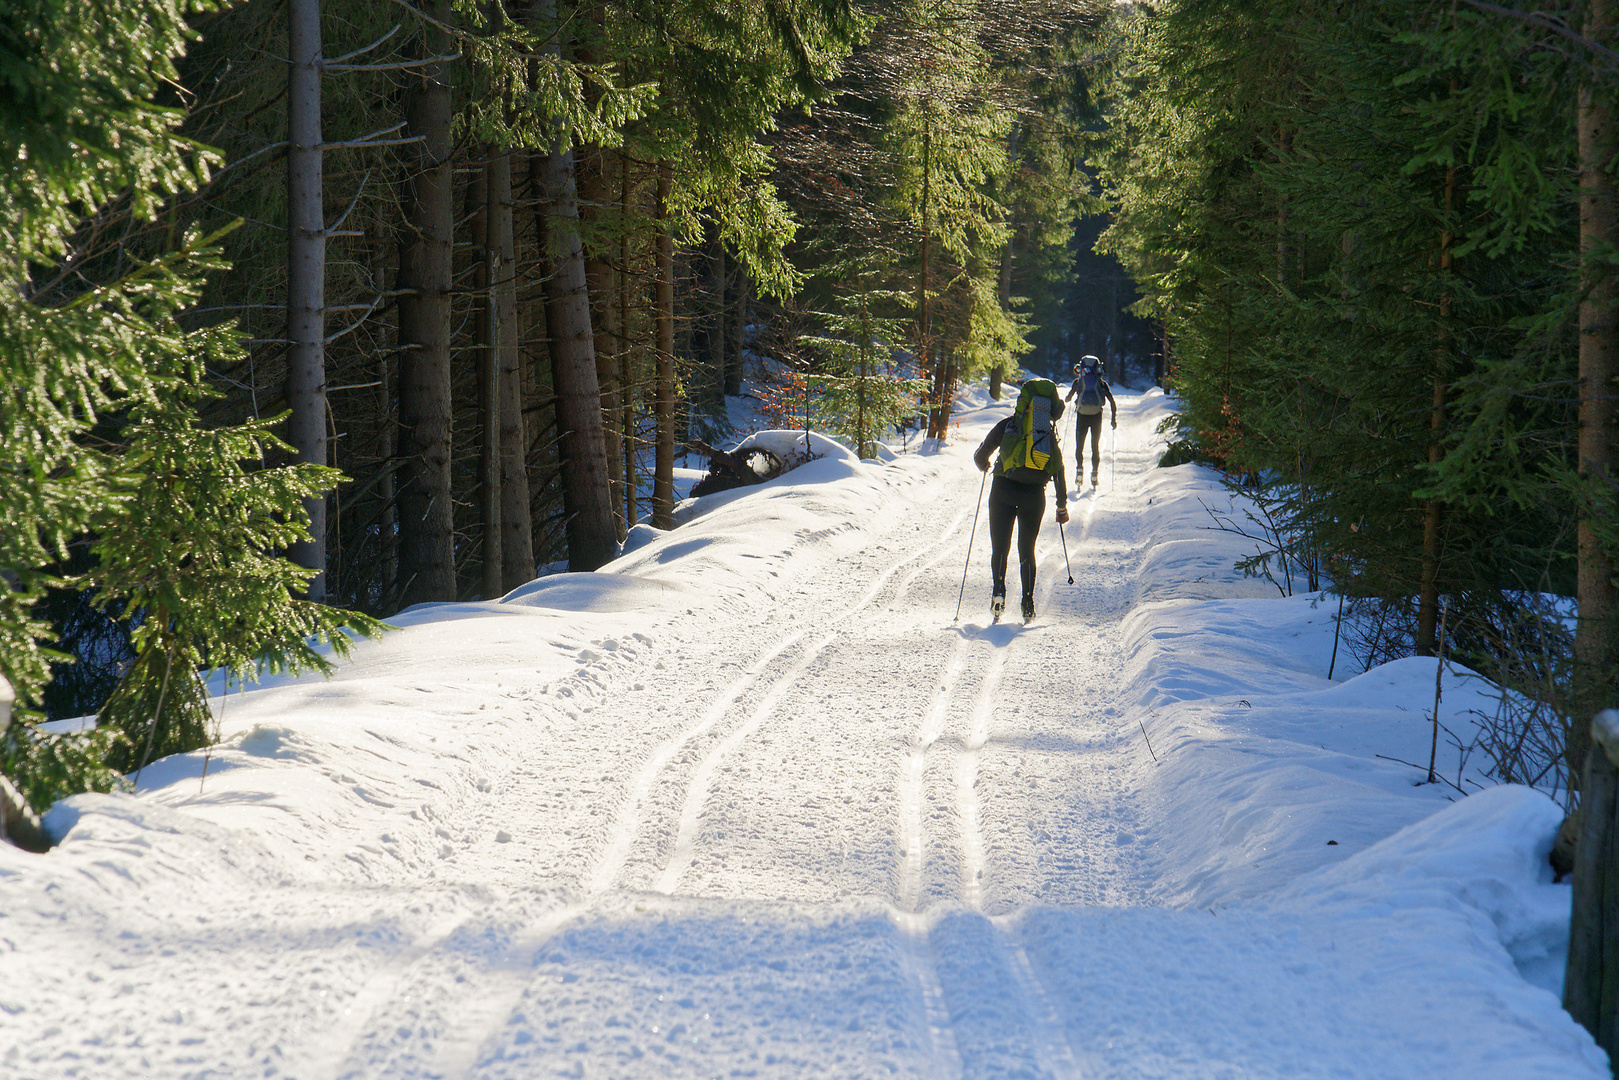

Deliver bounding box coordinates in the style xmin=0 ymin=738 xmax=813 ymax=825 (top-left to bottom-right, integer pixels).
xmin=1064 ymin=354 xmax=1117 ymax=489
xmin=974 ymin=381 xmax=1069 ymax=623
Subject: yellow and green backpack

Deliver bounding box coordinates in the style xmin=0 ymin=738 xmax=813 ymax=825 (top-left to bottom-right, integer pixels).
xmin=999 ymin=379 xmax=1063 ymax=475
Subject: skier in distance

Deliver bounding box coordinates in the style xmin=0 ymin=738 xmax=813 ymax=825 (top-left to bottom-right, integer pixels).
xmin=1065 ymin=354 xmax=1117 ymax=489
xmin=974 ymin=380 xmax=1069 ymax=623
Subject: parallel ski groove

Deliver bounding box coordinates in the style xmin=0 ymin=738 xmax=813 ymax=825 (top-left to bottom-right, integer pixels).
xmin=890 ymin=504 xmax=972 ymax=606
xmin=585 ymin=630 xmax=808 ymax=895
xmin=296 ymin=906 xmax=467 ymax=1080
xmin=590 ymin=503 xmax=969 ymax=896
xmin=957 ymin=642 xmax=1008 ymax=909
xmin=998 ymin=920 xmax=1085 ymax=1080
xmin=900 ymin=913 xmax=965 ymax=1080
xmin=326 ymin=900 xmax=584 ymax=1080
xmin=897 ymin=636 xmax=969 ymax=912
xmin=655 ymin=631 xmax=839 ymax=894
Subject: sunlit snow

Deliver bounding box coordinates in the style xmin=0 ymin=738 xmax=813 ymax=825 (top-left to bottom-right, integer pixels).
xmin=0 ymin=388 xmax=1604 ymax=1078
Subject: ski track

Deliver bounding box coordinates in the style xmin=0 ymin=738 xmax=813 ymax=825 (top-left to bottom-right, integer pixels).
xmin=329 ymin=901 xmax=583 ymax=1080
xmin=956 ymin=641 xmax=1007 ymax=909
xmin=655 ymin=631 xmax=840 ymax=895
xmin=584 ymin=628 xmax=810 ymax=896
xmin=334 ymin=476 xmax=982 ymax=1073
xmin=301 ymin=906 xmax=469 ymax=1080
xmin=899 ymin=912 xmax=965 ymax=1080
xmin=591 ymin=501 xmax=969 ymax=899
xmin=890 ymin=503 xmax=973 ymax=607
xmin=996 ymin=919 xmax=1085 ymax=1080
xmin=13 ymin=401 xmax=1400 ymax=1080
xmin=896 ymin=636 xmax=970 ymax=912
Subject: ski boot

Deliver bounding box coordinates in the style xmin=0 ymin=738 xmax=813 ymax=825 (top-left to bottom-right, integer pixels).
xmin=1021 ymin=595 xmax=1036 ymax=624
xmin=1090 ymin=468 xmax=1099 ymax=487
xmin=991 ymin=590 xmax=1006 ymax=622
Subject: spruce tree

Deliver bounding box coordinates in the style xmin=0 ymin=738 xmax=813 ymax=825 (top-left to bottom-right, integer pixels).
xmin=0 ymin=0 xmax=379 ymax=806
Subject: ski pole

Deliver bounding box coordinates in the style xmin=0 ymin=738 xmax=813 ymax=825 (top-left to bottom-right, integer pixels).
xmin=1059 ymin=518 xmax=1074 ymax=585
xmin=953 ymin=469 xmax=988 ymax=622
xmin=1056 ymin=427 xmax=1074 ymax=584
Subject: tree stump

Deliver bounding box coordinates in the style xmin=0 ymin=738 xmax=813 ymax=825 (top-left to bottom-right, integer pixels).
xmin=1566 ymin=709 xmax=1619 ymax=1067
xmin=0 ymin=676 xmax=50 ymax=853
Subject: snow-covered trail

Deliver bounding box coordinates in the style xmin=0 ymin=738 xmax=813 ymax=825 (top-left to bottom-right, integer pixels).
xmin=304 ymin=404 xmax=1163 ymax=1080
xmin=1 ymin=391 xmax=1606 ymax=1078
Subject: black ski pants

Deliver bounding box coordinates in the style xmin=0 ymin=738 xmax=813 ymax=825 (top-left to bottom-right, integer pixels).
xmin=988 ymin=474 xmax=1045 ymax=602
xmin=1076 ymin=411 xmax=1104 ymax=477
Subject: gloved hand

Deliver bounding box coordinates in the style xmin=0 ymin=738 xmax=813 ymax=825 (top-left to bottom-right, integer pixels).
xmin=978 ymin=458 xmax=991 ymax=473
xmin=1056 ymin=507 xmax=1070 ymax=525
xmin=1111 ymin=418 xmax=1117 ymax=429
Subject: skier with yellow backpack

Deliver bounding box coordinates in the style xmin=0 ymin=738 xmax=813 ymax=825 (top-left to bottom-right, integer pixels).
xmin=972 ymin=379 xmax=1069 ymax=623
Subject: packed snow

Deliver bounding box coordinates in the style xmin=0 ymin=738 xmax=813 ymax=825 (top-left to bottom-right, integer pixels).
xmin=0 ymin=387 xmax=1605 ymax=1078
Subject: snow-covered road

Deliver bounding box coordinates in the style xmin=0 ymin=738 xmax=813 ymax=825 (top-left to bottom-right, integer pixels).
xmin=1 ymin=389 xmax=1607 ymax=1078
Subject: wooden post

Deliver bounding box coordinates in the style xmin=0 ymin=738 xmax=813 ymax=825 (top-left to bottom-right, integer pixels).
xmin=1565 ymin=709 xmax=1619 ymax=1062
xmin=0 ymin=677 xmax=51 ymax=853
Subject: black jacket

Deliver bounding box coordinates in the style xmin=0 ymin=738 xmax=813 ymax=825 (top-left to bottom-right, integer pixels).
xmin=974 ymin=416 xmax=1067 ymax=507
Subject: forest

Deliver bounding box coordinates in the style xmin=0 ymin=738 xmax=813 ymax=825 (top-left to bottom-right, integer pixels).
xmin=0 ymin=0 xmax=1614 ymax=822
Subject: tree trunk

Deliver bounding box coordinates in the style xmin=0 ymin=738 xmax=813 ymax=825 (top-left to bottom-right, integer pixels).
xmin=532 ymin=167 xmax=578 ymax=549
xmin=535 ymin=136 xmax=617 ymax=571
xmin=491 ymin=151 xmax=533 ymax=590
xmin=572 ymin=5 xmax=624 ymax=544
xmin=1417 ymin=162 xmax=1456 ymax=658
xmin=394 ymin=4 xmax=457 ymax=608
xmin=991 ymin=123 xmax=1021 ymax=403
xmin=525 ymin=0 xmax=615 ymax=572
xmin=1575 ymin=0 xmax=1619 ymax=778
xmin=653 ymin=162 xmax=677 ymax=529
xmin=920 ymin=123 xmax=937 ymax=438
xmin=518 ymin=148 xmax=553 ymax=556
xmin=620 ymin=148 xmax=638 ymax=529
xmin=371 ymin=238 xmax=398 ymax=594
xmin=992 ymin=232 xmax=1013 ymax=402
xmin=727 ymin=266 xmax=747 ymax=397
xmin=709 ymin=223 xmax=727 ymax=406
xmin=580 ymin=147 xmax=625 ymax=542
xmin=1565 ymin=711 xmax=1619 ymax=1058
xmin=857 ymin=287 xmax=869 ymax=455
xmin=472 ymin=158 xmax=502 ymax=600
xmin=286 ymin=0 xmax=327 ymax=600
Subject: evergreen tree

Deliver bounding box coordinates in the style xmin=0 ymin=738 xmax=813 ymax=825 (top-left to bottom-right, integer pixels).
xmin=1093 ymin=0 xmax=1601 ymax=788
xmin=0 ymin=0 xmax=378 ymax=807
xmin=802 ymin=259 xmax=928 ymax=455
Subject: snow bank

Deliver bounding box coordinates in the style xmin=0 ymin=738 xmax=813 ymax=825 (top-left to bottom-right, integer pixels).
xmin=1278 ymin=784 xmax=1572 ymax=992
xmin=669 ymin=429 xmax=871 ymax=531
xmin=1098 ymin=393 xmax=1500 ymax=903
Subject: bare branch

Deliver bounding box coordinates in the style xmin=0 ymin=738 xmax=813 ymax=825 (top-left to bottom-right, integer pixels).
xmin=320 ymin=24 xmax=401 ymax=67
xmin=1460 ymin=0 xmax=1619 ymax=66
xmin=323 ymin=52 xmax=461 ymax=74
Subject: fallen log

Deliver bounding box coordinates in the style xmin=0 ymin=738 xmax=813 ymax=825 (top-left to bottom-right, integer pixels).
xmin=686 ymin=439 xmax=786 ymax=499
